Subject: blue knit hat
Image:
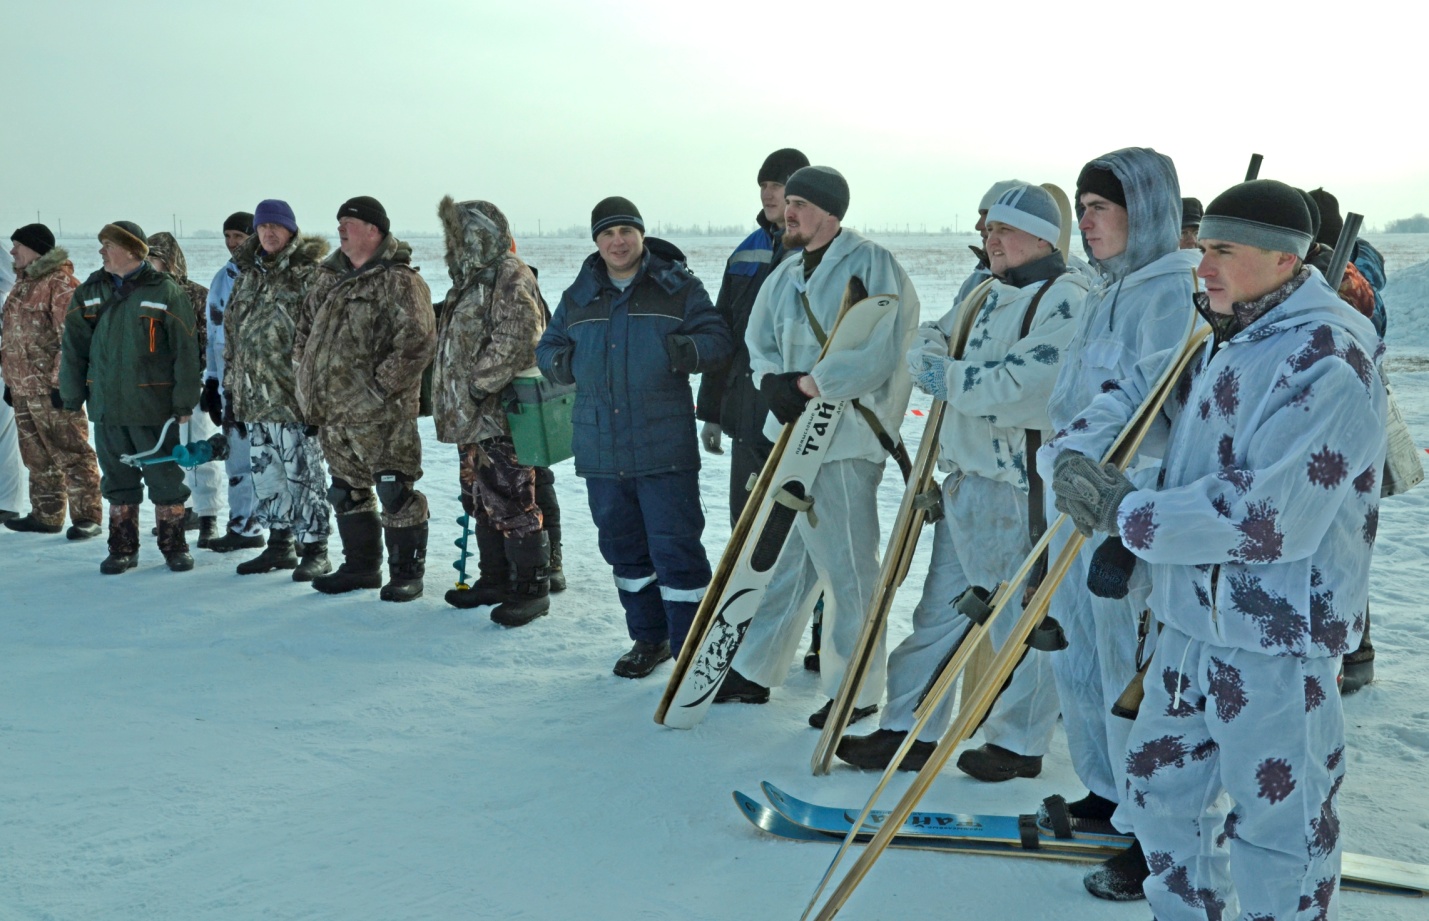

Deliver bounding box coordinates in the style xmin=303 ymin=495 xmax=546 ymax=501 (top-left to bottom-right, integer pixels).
xmin=253 ymin=199 xmax=298 ymax=234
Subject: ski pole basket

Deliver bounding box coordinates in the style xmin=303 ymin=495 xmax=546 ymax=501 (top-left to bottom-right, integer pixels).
xmin=502 ymin=368 xmax=576 ymax=467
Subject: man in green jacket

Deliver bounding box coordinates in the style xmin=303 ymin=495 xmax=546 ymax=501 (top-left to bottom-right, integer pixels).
xmin=60 ymin=221 xmax=202 ymax=573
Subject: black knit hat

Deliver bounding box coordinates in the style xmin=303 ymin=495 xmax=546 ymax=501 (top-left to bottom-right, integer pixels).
xmin=590 ymin=196 xmax=644 ymax=240
xmin=784 ymin=165 xmax=849 ymax=220
xmin=98 ymin=221 xmax=149 ymax=258
xmin=758 ymin=148 xmax=810 ymax=185
xmin=1297 ymin=189 xmax=1322 ymax=243
xmin=1076 ymin=163 xmax=1126 ymax=208
xmin=1181 ymin=197 xmax=1203 ymax=229
xmin=336 ymin=196 xmax=390 ymax=235
xmin=223 ymin=211 xmax=254 ymax=234
xmin=11 ymin=223 xmax=55 ymax=256
xmin=1198 ymin=179 xmax=1313 ymax=258
xmin=1308 ymin=188 xmax=1343 ymax=248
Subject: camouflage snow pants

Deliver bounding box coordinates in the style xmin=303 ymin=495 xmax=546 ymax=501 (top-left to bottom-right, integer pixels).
xmin=458 ymin=437 xmax=541 ymax=538
xmin=12 ymin=394 xmax=102 ymax=526
xmin=248 ymin=422 xmax=332 ymax=543
xmin=1119 ymin=624 xmax=1344 ymax=921
xmin=320 ymin=420 xmax=428 ymax=529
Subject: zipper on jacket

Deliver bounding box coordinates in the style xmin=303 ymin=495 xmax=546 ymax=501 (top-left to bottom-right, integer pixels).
xmin=145 ymin=317 xmax=157 ymax=353
xmin=1209 ymin=564 xmax=1220 ymax=627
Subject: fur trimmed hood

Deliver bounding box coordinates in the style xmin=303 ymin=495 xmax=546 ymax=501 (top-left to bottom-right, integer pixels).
xmin=145 ymin=232 xmax=190 ymax=282
xmin=438 ymin=196 xmax=512 ymax=290
xmin=21 ymin=246 xmax=72 ymax=280
xmin=234 ymin=231 xmax=331 ymax=273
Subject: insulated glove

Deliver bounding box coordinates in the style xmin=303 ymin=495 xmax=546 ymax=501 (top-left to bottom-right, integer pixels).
xmin=700 ymin=421 xmax=723 ymax=455
xmin=202 ymin=379 xmax=223 ymax=426
xmin=50 ymin=388 xmax=64 ymax=410
xmin=761 ymin=371 xmax=813 ymax=425
xmin=1052 ymin=450 xmax=1135 ymax=538
xmin=665 ymin=334 xmax=699 ymax=374
xmin=913 ymin=360 xmax=950 ymax=401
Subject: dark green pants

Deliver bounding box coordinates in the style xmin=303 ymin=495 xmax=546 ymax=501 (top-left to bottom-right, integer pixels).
xmin=95 ymin=421 xmax=190 ymax=506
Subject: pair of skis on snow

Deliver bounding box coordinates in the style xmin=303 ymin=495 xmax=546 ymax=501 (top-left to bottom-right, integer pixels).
xmin=735 ymin=782 xmax=1429 ymax=898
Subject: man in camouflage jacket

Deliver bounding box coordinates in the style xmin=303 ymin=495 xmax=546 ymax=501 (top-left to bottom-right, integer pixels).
xmin=2 ymin=224 xmax=102 ymax=537
xmin=295 ymin=196 xmax=436 ymax=601
xmin=224 ymin=200 xmax=334 ymax=582
xmin=147 ymin=232 xmax=223 ymax=545
xmin=432 ymin=197 xmax=552 ymax=625
xmin=60 ymin=220 xmax=202 ymax=573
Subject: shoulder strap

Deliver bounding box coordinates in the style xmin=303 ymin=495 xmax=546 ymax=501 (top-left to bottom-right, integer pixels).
xmin=1020 ymin=275 xmax=1061 ymax=591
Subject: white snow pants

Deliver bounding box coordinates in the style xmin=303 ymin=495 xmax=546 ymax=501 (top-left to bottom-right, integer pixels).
xmin=733 ymin=458 xmax=886 ymax=708
xmin=1121 ymin=625 xmax=1345 ymax=921
xmin=223 ymin=423 xmax=260 ymax=535
xmin=0 ymin=386 xmax=26 ymax=512
xmin=880 ymin=474 xmax=1060 ymax=754
xmin=179 ymin=408 xmax=224 ymax=517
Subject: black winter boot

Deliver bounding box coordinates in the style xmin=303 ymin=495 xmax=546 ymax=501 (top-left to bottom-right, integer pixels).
xmin=1083 ymin=837 xmax=1149 ymax=901
xmin=236 ymin=528 xmax=298 ymax=575
xmin=207 ymin=520 xmax=265 ymax=552
xmin=155 ymin=503 xmax=194 ymax=572
xmin=491 ymin=532 xmax=551 ymax=627
xmin=293 ymin=540 xmax=331 ymax=582
xmin=445 ymin=519 xmax=508 ymax=608
xmin=101 ymin=504 xmax=140 ymax=574
xmin=1341 ymin=607 xmax=1374 ymax=694
xmin=534 ymin=468 xmax=565 ymax=593
xmin=836 ymin=729 xmax=935 ymax=771
xmin=313 ymin=512 xmax=384 ymax=594
xmin=380 ymin=522 xmax=427 ymax=602
xmin=196 ymin=515 xmax=220 ymax=548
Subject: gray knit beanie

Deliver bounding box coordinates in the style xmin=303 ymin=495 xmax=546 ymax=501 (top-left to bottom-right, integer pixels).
xmin=784 ymin=166 xmax=850 ymax=220
xmin=986 ymin=185 xmax=1061 ymax=248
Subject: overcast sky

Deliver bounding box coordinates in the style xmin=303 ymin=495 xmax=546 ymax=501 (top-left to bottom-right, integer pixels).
xmin=4 ymin=0 xmax=1425 ymax=239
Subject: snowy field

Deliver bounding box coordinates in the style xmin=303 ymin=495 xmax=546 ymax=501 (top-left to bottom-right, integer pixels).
xmin=2 ymin=232 xmax=1427 ymax=920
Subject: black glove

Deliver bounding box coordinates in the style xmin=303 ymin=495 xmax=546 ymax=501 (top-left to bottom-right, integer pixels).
xmin=547 ymin=346 xmax=576 ymax=386
xmin=304 ymin=424 xmax=319 ymax=438
xmin=2 ymin=386 xmax=10 ymax=407
xmin=760 ymin=371 xmax=812 ymax=425
xmin=202 ymin=379 xmax=223 ymax=426
xmin=50 ymin=388 xmax=65 ymax=410
xmin=664 ymin=334 xmax=699 ymax=374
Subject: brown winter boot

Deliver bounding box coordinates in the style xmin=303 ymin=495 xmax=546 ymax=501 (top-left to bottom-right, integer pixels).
xmin=156 ymin=503 xmax=194 ymax=572
xmin=101 ymin=504 xmax=141 ymax=574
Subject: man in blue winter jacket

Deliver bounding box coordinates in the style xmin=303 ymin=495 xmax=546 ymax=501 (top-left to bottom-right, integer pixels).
xmin=537 ymin=197 xmax=732 ymax=679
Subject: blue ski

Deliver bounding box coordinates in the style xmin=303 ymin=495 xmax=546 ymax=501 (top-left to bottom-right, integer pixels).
xmin=742 ymin=783 xmax=1429 ymax=898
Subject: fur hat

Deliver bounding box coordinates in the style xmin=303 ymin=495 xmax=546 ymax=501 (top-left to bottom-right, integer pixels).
xmin=986 ymin=185 xmax=1061 ymax=248
xmin=758 ymin=148 xmax=810 ymax=186
xmin=223 ymin=211 xmax=254 ymax=234
xmin=979 ymin=179 xmax=1030 ymax=213
xmin=1075 ymin=164 xmax=1126 ymax=209
xmin=336 ymin=196 xmax=390 ymax=235
xmin=98 ymin=221 xmax=149 ymax=258
xmin=254 ymin=199 xmax=299 ymax=234
xmin=1199 ymin=180 xmax=1314 ymax=258
xmin=784 ymin=166 xmax=849 ymax=220
xmin=11 ymin=223 xmax=55 ymax=257
xmin=590 ymin=197 xmax=644 ymax=240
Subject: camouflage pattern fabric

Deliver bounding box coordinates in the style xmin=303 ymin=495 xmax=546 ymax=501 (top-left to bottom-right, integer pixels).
xmin=223 ymin=233 xmax=330 ymax=424
xmin=146 ymin=233 xmax=208 ymax=360
xmin=248 ymin=421 xmax=332 ymax=543
xmin=320 ymin=420 xmax=428 ymax=529
xmin=155 ymin=502 xmax=190 ymax=555
xmin=0 ymin=247 xmax=80 ymax=397
xmin=11 ymin=394 xmax=102 ymax=526
xmin=295 ymin=233 xmax=435 ymax=427
xmin=458 ymin=437 xmax=540 ymax=538
xmin=108 ymin=502 xmax=140 ymax=555
xmin=432 ymin=198 xmax=546 ymax=445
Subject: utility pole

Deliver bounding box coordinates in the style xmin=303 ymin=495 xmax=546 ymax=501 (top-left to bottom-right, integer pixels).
xmin=172 ymin=213 xmax=177 ymax=236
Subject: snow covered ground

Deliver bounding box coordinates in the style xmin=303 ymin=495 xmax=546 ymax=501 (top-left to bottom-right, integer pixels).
xmin=2 ymin=233 xmax=1426 ymax=920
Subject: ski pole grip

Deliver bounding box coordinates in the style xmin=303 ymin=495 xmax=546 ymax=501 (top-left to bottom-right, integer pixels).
xmin=1323 ymin=212 xmax=1364 ymax=289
